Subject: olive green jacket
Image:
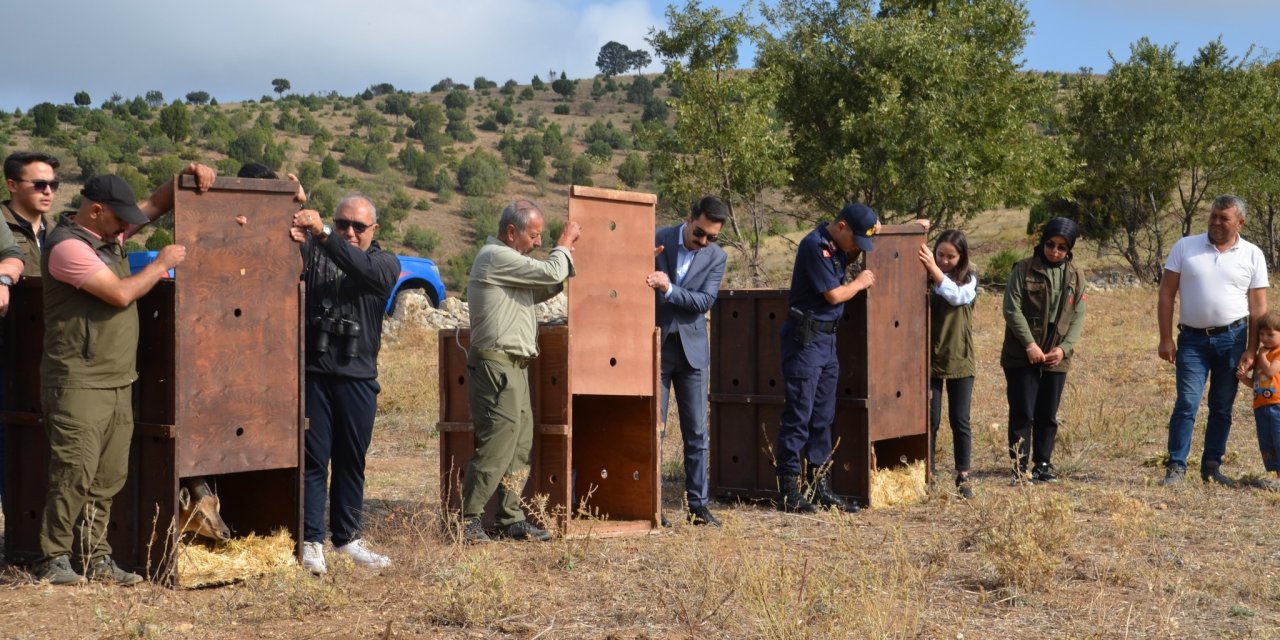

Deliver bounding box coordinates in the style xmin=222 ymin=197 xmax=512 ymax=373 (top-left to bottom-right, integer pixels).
xmin=1000 ymin=255 xmax=1086 ymax=373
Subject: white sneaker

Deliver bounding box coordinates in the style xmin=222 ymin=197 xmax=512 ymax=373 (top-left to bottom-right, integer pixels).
xmin=334 ymin=539 xmax=391 ymax=570
xmin=302 ymin=541 xmax=327 ymax=575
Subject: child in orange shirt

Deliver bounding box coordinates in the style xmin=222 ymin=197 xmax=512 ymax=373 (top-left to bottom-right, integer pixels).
xmin=1252 ymin=310 xmax=1280 ymax=486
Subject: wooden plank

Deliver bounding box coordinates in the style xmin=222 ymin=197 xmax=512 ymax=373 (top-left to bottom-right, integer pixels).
xmin=863 ymin=226 xmax=930 ymax=443
xmin=173 ymin=180 xmax=303 ymax=477
xmin=566 ymin=187 xmax=656 ymax=396
xmin=568 ymin=185 xmax=657 ymax=205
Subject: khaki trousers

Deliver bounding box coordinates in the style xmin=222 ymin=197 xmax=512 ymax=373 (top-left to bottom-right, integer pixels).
xmin=461 ymin=351 xmax=533 ymax=526
xmin=39 ymin=386 xmax=133 ymax=563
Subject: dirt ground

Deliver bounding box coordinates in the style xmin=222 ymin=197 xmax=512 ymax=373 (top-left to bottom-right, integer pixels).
xmin=4 ymin=286 xmax=1280 ymax=639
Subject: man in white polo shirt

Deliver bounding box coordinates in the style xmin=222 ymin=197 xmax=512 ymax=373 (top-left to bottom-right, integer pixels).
xmin=1157 ymin=195 xmax=1269 ymax=486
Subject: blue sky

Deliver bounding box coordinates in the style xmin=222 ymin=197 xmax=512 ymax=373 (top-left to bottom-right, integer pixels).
xmin=4 ymin=0 xmax=1277 ymax=112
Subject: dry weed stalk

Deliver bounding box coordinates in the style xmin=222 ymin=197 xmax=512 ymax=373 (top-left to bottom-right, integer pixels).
xmin=969 ymin=490 xmax=1076 ymax=595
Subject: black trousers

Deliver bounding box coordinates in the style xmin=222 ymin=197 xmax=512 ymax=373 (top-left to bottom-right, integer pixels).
xmin=1005 ymin=365 xmax=1068 ymax=471
xmin=304 ymin=374 xmax=379 ymax=547
xmin=929 ymin=376 xmax=974 ymax=474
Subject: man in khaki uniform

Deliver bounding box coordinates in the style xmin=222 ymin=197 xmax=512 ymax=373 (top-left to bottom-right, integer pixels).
xmin=34 ymin=165 xmax=213 ymax=585
xmin=461 ymin=200 xmax=580 ymax=543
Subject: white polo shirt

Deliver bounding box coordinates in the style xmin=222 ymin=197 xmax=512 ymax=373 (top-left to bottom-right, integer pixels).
xmin=1164 ymin=232 xmax=1268 ymax=328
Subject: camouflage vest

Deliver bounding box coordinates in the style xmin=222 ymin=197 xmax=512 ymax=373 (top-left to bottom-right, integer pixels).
xmin=40 ymin=215 xmax=138 ymax=388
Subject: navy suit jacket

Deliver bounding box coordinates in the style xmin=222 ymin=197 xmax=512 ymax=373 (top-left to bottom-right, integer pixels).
xmin=654 ymin=224 xmax=727 ymax=370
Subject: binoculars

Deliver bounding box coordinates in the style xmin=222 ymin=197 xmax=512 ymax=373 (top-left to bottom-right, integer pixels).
xmin=312 ymin=306 xmax=361 ymax=359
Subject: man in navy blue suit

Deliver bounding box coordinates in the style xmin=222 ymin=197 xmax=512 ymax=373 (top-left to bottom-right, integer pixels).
xmin=646 ymin=196 xmax=729 ymax=527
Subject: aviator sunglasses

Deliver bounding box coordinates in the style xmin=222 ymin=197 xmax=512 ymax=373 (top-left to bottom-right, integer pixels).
xmin=691 ymin=225 xmax=719 ymax=243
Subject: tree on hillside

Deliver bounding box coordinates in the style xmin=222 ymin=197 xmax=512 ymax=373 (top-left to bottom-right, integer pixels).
xmin=272 ymin=78 xmax=291 ymax=95
xmin=381 ymin=93 xmax=412 ymax=124
xmin=185 ymin=91 xmax=210 ymax=105
xmin=145 ymin=90 xmax=165 ymax=108
xmin=759 ymin=0 xmax=1060 ymax=230
xmin=158 ymin=100 xmax=190 ymax=142
xmin=1168 ymin=39 xmax=1256 ymax=237
xmin=597 ymin=41 xmax=634 ymax=77
xmin=627 ymin=49 xmax=653 ymax=75
xmin=648 ymin=0 xmax=791 ymax=284
xmin=551 ymin=73 xmax=576 ymax=101
xmin=1233 ymin=63 xmax=1280 ymax=266
xmin=1064 ymin=39 xmax=1183 ymax=281
xmin=32 ymin=103 xmax=58 ymax=137
xmin=457 ymin=149 xmax=508 ymax=196
xmin=73 ymin=91 xmax=91 ymax=107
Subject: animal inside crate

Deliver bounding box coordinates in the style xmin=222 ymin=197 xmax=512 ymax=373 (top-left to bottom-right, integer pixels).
xmin=708 ymin=224 xmax=930 ymax=507
xmin=1 ymin=177 xmax=304 ymax=584
xmin=436 ymin=186 xmax=662 ymax=536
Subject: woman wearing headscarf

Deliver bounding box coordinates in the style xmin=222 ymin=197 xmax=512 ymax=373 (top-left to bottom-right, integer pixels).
xmin=1001 ymin=218 xmax=1087 ymax=483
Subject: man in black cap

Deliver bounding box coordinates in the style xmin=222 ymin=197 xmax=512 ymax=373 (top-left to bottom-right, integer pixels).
xmin=775 ymin=203 xmax=881 ymax=513
xmin=33 ymin=164 xmax=214 ymax=585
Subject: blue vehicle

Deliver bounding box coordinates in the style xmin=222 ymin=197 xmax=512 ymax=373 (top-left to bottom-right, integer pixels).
xmin=127 ymin=250 xmax=445 ymax=316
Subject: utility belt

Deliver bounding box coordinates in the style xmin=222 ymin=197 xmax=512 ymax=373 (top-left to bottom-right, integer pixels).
xmin=1178 ymin=317 xmax=1247 ymax=337
xmin=473 ymin=348 xmax=536 ymax=369
xmin=788 ymin=307 xmax=839 ymax=347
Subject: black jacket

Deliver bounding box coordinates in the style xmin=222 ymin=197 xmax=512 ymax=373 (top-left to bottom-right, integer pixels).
xmin=301 ymin=235 xmax=399 ymax=380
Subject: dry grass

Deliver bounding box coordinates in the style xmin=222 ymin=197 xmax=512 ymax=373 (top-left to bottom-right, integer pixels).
xmin=9 ymin=285 xmax=1280 ymax=638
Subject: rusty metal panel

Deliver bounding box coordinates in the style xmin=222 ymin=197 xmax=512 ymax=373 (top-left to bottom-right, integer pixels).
xmin=173 ymin=177 xmax=302 ymax=476
xmin=438 ymin=329 xmax=473 ymax=423
xmin=863 ymin=225 xmax=930 ymax=442
xmin=533 ymin=326 xmax=569 ymax=426
xmin=566 ymin=186 xmax=656 ymax=396
xmin=135 ymin=281 xmax=176 ymax=426
xmin=711 ymin=290 xmax=789 ymax=397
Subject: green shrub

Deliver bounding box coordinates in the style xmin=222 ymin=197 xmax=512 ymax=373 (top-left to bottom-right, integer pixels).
xmin=146 ymin=227 xmax=173 ymax=250
xmin=983 ymin=248 xmax=1024 ymax=287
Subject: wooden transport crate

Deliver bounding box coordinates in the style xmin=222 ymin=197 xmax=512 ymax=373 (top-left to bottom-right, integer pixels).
xmin=709 ymin=224 xmax=931 ymax=507
xmin=437 ymin=186 xmax=662 ymax=537
xmin=2 ymin=177 xmax=304 ymax=583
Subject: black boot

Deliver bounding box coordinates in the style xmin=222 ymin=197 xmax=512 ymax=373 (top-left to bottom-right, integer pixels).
xmin=1201 ymin=461 xmax=1236 ymax=487
xmin=776 ymin=475 xmax=817 ymax=513
xmin=809 ymin=469 xmax=857 ymax=512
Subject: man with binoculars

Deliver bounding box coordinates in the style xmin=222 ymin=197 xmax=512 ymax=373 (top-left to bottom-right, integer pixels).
xmin=290 ymin=195 xmax=399 ymax=576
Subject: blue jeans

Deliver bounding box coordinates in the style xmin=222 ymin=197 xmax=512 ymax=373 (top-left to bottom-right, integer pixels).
xmin=1167 ymin=323 xmax=1246 ymax=470
xmin=1255 ymin=405 xmax=1280 ymax=473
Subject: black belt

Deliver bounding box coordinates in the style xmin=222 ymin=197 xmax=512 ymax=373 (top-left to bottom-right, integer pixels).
xmin=1178 ymin=317 xmax=1246 ymax=337
xmin=789 ymin=307 xmax=838 ymax=333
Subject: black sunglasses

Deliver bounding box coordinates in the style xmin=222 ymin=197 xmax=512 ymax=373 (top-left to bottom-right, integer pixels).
xmin=20 ymin=179 xmax=59 ymax=192
xmin=691 ymin=226 xmax=719 ymax=243
xmin=334 ymin=218 xmax=371 ymax=234
xmin=1044 ymin=240 xmax=1069 ymax=252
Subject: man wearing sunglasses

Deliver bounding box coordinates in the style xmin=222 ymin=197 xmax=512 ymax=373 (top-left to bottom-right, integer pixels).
xmin=289 ymin=195 xmax=399 ymax=574
xmin=2 ymin=151 xmax=61 ymax=278
xmin=0 ymin=152 xmax=46 ymax=530
xmin=646 ymin=196 xmax=728 ymax=527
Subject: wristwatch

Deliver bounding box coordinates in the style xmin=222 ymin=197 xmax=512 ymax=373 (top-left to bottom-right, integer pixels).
xmin=316 ymin=224 xmax=331 ymax=242
xmin=0 ymin=275 xmax=13 ymax=287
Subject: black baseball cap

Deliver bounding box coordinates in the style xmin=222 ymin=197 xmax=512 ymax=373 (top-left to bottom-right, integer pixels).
xmin=81 ymin=175 xmax=147 ymax=225
xmin=838 ymin=203 xmax=879 ymax=252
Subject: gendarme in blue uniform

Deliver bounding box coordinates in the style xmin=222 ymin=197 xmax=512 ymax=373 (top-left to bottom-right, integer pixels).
xmin=777 ymin=222 xmax=848 ymax=476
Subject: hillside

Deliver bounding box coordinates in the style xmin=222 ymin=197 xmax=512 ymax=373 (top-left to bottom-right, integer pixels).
xmin=2 ymin=75 xmax=803 ymax=294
